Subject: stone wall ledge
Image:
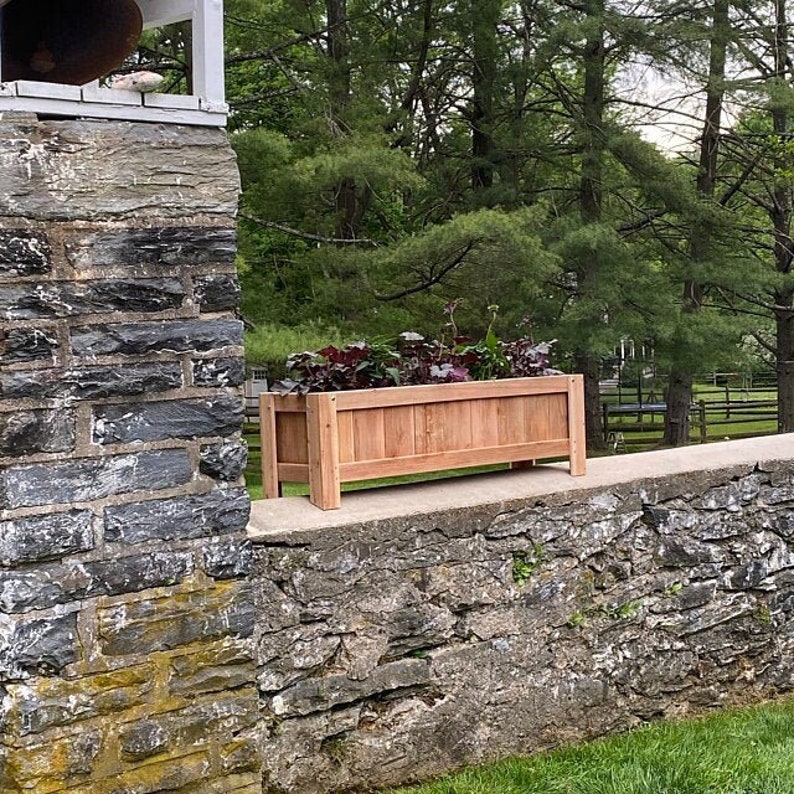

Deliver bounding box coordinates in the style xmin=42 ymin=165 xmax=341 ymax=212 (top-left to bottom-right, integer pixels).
xmin=248 ymin=434 xmax=794 ymax=539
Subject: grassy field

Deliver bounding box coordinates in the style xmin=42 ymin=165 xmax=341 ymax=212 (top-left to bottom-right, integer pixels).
xmin=383 ymin=698 xmax=794 ymax=794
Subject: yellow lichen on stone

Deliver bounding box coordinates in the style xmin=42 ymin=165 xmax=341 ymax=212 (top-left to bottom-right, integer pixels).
xmin=59 ymin=750 xmax=212 ymax=794
xmin=3 ymin=664 xmax=157 ymax=740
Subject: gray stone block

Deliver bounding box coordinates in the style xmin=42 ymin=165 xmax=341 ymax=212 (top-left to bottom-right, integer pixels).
xmin=200 ymin=442 xmax=248 ymax=481
xmin=0 ymin=612 xmax=79 ymax=680
xmin=104 ymin=488 xmax=250 ymax=544
xmin=0 ymin=230 xmax=51 ymax=278
xmin=729 ymin=560 xmax=769 ymax=590
xmin=169 ymin=643 xmax=254 ymax=697
xmin=65 ymin=227 xmax=237 ymax=269
xmin=99 ymin=582 xmax=255 ymax=656
xmin=270 ymin=658 xmax=431 ymax=717
xmin=81 ymin=552 xmax=194 ymax=600
xmin=193 ymin=357 xmax=246 ymax=388
xmin=0 ymin=510 xmax=94 ymax=566
xmin=0 ymin=326 xmax=58 ymax=364
xmin=93 ymin=394 xmax=245 ymax=444
xmin=0 ymin=449 xmax=193 ymax=509
xmin=1 ymin=362 xmax=183 ymax=400
xmin=195 ymin=274 xmax=241 ymax=312
xmin=0 ymin=279 xmax=185 ymax=319
xmin=0 ymin=120 xmax=240 ymax=220
xmin=200 ymin=536 xmax=254 ymax=580
xmin=72 ymin=318 xmax=243 ymax=357
xmin=118 ymin=694 xmax=257 ymax=761
xmin=0 ymin=409 xmax=74 ymax=456
xmin=119 ymin=721 xmax=170 ymax=761
xmin=0 ymin=552 xmax=194 ymax=612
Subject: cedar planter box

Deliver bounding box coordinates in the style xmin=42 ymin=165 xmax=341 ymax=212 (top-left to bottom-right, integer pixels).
xmin=260 ymin=374 xmax=586 ymax=509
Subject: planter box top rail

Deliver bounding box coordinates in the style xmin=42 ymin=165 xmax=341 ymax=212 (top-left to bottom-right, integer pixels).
xmin=273 ymin=376 xmax=578 ymax=412
xmin=260 ymin=375 xmax=586 ymax=509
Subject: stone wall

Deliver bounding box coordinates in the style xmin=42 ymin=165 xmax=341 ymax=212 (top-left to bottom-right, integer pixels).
xmin=248 ymin=438 xmax=794 ymax=794
xmin=0 ymin=116 xmax=258 ymax=793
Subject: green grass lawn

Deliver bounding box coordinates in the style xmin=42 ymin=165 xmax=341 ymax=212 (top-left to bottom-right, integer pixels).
xmin=383 ymin=698 xmax=794 ymax=794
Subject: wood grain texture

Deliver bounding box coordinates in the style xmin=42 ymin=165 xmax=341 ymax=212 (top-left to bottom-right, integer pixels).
xmin=260 ymin=394 xmax=281 ymax=498
xmin=263 ymin=376 xmax=587 ymax=509
xmin=567 ymin=374 xmax=587 ymax=475
xmin=306 ymin=393 xmax=341 ymax=509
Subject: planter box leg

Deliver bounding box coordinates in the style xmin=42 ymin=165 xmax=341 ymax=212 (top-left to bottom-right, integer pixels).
xmin=306 ymin=393 xmax=342 ymax=509
xmin=568 ymin=375 xmax=587 ymax=475
xmin=260 ymin=393 xmax=281 ymax=499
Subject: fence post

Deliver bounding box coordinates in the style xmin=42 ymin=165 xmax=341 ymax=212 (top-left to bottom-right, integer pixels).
xmin=602 ymin=402 xmax=610 ymax=443
xmin=699 ymin=400 xmax=707 ymax=444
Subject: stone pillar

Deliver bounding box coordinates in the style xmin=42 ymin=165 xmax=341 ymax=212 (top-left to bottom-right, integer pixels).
xmin=0 ymin=116 xmax=258 ymax=793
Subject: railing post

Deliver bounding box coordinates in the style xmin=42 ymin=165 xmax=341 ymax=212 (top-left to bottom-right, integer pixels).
xmin=193 ymin=0 xmax=227 ymax=111
xmin=699 ymin=400 xmax=707 ymax=444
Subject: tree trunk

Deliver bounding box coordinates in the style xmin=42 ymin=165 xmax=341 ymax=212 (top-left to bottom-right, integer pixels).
xmin=326 ymin=0 xmax=362 ymax=240
xmin=663 ymin=0 xmax=728 ymax=446
xmin=575 ymin=351 xmax=604 ymax=451
xmin=771 ymin=0 xmax=794 ymax=432
xmin=471 ymin=0 xmax=499 ymax=195
xmin=576 ymin=0 xmax=606 ymax=451
xmin=664 ymin=370 xmax=693 ymax=446
xmin=778 ymin=316 xmax=794 ymax=432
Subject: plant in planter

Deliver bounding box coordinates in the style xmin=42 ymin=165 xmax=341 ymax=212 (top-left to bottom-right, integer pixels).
xmin=260 ymin=307 xmax=586 ymax=509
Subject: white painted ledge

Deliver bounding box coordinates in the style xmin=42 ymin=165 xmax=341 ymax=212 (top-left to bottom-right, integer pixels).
xmin=0 ymin=86 xmax=226 ymax=126
xmin=247 ymin=434 xmax=794 ymax=537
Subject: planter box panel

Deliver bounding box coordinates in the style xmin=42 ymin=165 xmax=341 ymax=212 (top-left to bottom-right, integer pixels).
xmin=276 ymin=412 xmax=308 ymax=465
xmin=416 ymin=400 xmax=474 ymax=454
xmin=260 ymin=375 xmax=586 ymax=509
xmin=337 ymin=411 xmax=356 ymax=463
xmin=469 ymin=399 xmax=501 ymax=448
xmin=383 ymin=406 xmax=417 ymax=459
xmin=351 ymin=408 xmax=387 ymax=461
xmin=515 ymin=393 xmax=569 ymax=442
xmin=496 ymin=396 xmax=527 ymax=445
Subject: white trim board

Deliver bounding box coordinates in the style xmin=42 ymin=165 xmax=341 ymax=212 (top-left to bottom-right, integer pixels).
xmin=0 ymin=93 xmax=226 ymax=126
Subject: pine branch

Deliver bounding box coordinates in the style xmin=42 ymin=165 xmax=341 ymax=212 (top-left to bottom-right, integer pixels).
xmin=371 ymin=240 xmax=477 ymax=301
xmin=240 ymin=214 xmax=380 ymax=247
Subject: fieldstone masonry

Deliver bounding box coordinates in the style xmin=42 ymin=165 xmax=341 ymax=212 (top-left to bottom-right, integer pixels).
xmin=0 ymin=115 xmax=257 ymax=792
xmin=248 ymin=441 xmax=794 ymax=793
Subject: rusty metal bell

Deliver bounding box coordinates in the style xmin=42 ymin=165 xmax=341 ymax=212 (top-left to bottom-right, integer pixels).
xmin=1 ymin=0 xmax=143 ymax=85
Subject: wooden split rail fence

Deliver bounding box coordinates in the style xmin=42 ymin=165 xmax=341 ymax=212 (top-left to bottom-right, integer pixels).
xmin=602 ymin=396 xmax=778 ymax=448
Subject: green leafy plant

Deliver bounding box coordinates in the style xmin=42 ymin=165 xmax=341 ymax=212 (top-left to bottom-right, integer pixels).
xmin=512 ymin=544 xmax=546 ymax=586
xmin=272 ymin=303 xmax=559 ymax=394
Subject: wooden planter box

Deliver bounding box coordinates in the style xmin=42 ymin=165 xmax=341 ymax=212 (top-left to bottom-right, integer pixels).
xmin=260 ymin=374 xmax=586 ymax=509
